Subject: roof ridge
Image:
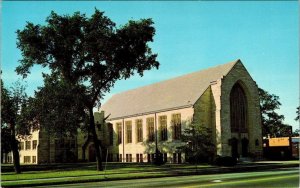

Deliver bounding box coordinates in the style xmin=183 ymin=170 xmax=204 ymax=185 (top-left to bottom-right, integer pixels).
xmin=113 ymin=59 xmax=239 ymax=96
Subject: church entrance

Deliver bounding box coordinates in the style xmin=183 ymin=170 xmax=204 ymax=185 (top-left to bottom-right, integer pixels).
xmin=241 ymin=138 xmax=249 ymax=157
xmin=230 ymin=82 xmax=249 ymax=158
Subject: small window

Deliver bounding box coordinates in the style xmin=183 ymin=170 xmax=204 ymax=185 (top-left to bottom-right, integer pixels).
xmin=19 ymin=142 xmax=24 ymax=150
xmin=126 ymin=121 xmax=132 ymax=143
xmin=136 ymin=119 xmax=143 ymax=142
xmin=32 ymin=156 xmax=37 ymax=163
xmin=32 ymin=140 xmax=37 ymax=150
xmin=117 ymin=123 xmax=122 ymax=145
xmin=171 ymin=114 xmax=181 ymax=140
xmin=147 ymin=117 xmax=155 ymax=142
xmin=159 ymin=116 xmax=168 ymax=141
xmin=126 ymin=154 xmax=132 ymax=162
xmin=140 ymin=154 xmax=143 ymax=163
xmin=24 ymin=156 xmax=31 ymax=163
xmin=25 ymin=141 xmax=31 ymax=150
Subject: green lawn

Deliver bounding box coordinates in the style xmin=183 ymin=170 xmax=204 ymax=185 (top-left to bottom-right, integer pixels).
xmin=1 ymin=163 xmax=210 ymax=187
xmin=1 ymin=161 xmax=298 ymax=187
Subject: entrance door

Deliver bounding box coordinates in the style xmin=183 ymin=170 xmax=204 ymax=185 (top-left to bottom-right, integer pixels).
xmin=231 ymin=138 xmax=239 ymax=159
xmin=241 ymin=138 xmax=249 ymax=157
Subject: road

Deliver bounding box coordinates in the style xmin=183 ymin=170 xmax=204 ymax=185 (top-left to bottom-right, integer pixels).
xmin=33 ymin=167 xmax=299 ymax=188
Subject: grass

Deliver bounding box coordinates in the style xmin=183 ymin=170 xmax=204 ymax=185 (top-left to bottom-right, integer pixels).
xmin=1 ymin=163 xmax=210 ymax=187
xmin=1 ymin=160 xmax=299 ymax=187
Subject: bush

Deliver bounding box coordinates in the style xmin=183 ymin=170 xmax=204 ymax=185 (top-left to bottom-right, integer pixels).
xmin=215 ymin=156 xmax=237 ymax=166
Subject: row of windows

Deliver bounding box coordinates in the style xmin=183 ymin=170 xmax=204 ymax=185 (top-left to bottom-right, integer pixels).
xmin=23 ymin=156 xmax=37 ymax=163
xmin=110 ymin=114 xmax=181 ymax=145
xmin=109 ymin=153 xmax=182 ymax=163
xmin=19 ymin=140 xmax=37 ymax=150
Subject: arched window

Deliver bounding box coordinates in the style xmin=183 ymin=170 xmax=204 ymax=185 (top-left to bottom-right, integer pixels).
xmin=230 ymin=83 xmax=247 ymax=132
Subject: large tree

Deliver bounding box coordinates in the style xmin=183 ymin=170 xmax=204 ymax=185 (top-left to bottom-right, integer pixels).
xmin=16 ymin=9 xmax=159 ymax=170
xmin=1 ymin=80 xmax=27 ymax=173
xmin=258 ymin=88 xmax=290 ymax=137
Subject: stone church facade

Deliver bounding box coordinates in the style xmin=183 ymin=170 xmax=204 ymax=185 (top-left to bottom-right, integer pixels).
xmin=100 ymin=59 xmax=263 ymax=163
xmin=5 ymin=59 xmax=262 ymax=164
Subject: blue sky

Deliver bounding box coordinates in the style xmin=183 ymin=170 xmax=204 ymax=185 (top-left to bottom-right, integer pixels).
xmin=1 ymin=1 xmax=299 ymax=130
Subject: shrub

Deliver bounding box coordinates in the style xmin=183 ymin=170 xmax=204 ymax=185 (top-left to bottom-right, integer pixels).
xmin=215 ymin=156 xmax=237 ymax=166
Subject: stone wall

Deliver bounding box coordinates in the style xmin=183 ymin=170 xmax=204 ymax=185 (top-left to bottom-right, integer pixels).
xmin=220 ymin=61 xmax=262 ymax=157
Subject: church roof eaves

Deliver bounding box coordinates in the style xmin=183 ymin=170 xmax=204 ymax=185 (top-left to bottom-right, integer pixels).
xmin=101 ymin=59 xmax=240 ymax=120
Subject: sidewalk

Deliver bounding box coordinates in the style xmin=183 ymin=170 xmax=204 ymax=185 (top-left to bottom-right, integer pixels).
xmin=2 ymin=160 xmax=299 ymax=187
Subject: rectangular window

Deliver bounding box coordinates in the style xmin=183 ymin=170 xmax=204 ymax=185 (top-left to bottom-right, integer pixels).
xmin=117 ymin=123 xmax=122 ymax=145
xmin=136 ymin=119 xmax=143 ymax=142
xmin=25 ymin=141 xmax=31 ymax=150
xmin=32 ymin=156 xmax=37 ymax=163
xmin=24 ymin=156 xmax=31 ymax=163
xmin=172 ymin=114 xmax=181 ymax=140
xmin=126 ymin=154 xmax=132 ymax=162
xmin=19 ymin=142 xmax=24 ymax=150
xmin=32 ymin=140 xmax=37 ymax=150
xmin=136 ymin=154 xmax=140 ymax=162
xmin=108 ymin=123 xmax=113 ymax=145
xmin=147 ymin=117 xmax=155 ymax=142
xmin=126 ymin=121 xmax=132 ymax=143
xmin=140 ymin=154 xmax=143 ymax=163
xmin=159 ymin=116 xmax=168 ymax=141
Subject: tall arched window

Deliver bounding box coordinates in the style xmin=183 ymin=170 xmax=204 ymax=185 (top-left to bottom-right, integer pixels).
xmin=230 ymin=83 xmax=247 ymax=132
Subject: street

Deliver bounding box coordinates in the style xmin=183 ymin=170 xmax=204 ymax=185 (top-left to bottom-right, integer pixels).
xmin=33 ymin=167 xmax=299 ymax=188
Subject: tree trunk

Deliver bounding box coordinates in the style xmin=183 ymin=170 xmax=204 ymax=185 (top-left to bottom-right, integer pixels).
xmin=11 ymin=125 xmax=21 ymax=174
xmin=89 ymin=108 xmax=103 ymax=171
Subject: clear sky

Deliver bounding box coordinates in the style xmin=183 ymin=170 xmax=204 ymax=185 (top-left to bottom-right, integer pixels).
xmin=1 ymin=1 xmax=299 ymax=130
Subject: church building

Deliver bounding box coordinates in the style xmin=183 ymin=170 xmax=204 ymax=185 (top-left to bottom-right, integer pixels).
xmin=100 ymin=59 xmax=263 ymax=163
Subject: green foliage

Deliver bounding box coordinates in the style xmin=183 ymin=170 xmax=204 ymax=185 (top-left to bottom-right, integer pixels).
xmin=16 ymin=9 xmax=159 ymax=106
xmin=1 ymin=81 xmax=13 ymax=155
xmin=295 ymin=106 xmax=299 ymax=121
xmin=258 ymin=88 xmax=291 ymax=137
xmin=178 ymin=123 xmax=215 ymax=164
xmin=1 ymin=80 xmax=27 ymax=173
xmin=16 ymin=9 xmax=159 ymax=171
xmin=18 ymin=74 xmax=88 ymax=137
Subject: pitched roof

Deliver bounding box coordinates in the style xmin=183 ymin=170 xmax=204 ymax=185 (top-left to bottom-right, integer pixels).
xmin=101 ymin=59 xmax=240 ymax=120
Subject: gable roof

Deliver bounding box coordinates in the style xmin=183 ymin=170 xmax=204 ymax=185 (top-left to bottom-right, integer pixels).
xmin=101 ymin=59 xmax=240 ymax=120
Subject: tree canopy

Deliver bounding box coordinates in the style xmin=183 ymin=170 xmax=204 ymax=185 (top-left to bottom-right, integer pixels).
xmin=16 ymin=9 xmax=159 ymax=171
xmin=258 ymin=88 xmax=292 ymax=137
